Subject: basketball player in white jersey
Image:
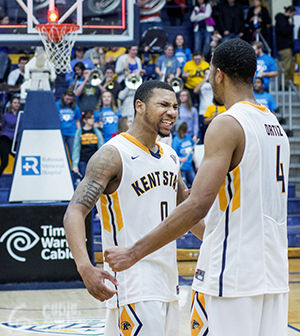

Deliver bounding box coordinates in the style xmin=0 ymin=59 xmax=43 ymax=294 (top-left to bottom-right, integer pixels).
xmin=105 ymin=39 xmax=290 ymax=336
xmin=63 ymin=80 xmax=199 ymax=335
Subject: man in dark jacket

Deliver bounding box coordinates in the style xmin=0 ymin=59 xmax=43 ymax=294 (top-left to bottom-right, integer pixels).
xmin=219 ymin=0 xmax=244 ymax=42
xmin=275 ymin=6 xmax=296 ymax=89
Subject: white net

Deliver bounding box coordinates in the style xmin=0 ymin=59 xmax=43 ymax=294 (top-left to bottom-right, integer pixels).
xmin=36 ymin=24 xmax=79 ymax=74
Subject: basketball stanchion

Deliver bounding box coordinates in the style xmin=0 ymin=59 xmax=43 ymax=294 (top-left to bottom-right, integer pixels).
xmin=36 ymin=23 xmax=79 ymax=74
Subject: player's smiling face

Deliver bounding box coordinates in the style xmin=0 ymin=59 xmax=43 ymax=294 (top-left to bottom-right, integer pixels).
xmin=144 ymin=88 xmax=178 ymax=137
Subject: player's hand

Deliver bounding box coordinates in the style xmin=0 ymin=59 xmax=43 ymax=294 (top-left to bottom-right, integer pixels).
xmin=104 ymin=247 xmax=136 ymax=272
xmin=79 ymin=264 xmax=118 ymax=302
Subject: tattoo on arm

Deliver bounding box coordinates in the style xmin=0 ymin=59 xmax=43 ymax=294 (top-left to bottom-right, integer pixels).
xmin=76 ymin=180 xmax=105 ymax=210
xmin=71 ymin=145 xmax=121 ymax=211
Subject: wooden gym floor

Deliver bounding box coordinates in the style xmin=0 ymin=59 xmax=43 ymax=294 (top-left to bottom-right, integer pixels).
xmin=0 ymin=258 xmax=299 ymax=335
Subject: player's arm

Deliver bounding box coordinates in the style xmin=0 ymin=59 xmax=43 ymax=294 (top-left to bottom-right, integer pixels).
xmin=63 ymin=145 xmax=121 ymax=301
xmin=177 ymin=172 xmax=188 ymax=205
xmin=177 ymin=171 xmax=205 ymax=240
xmin=105 ymin=115 xmax=244 ymax=271
xmin=190 ymin=220 xmax=205 ymax=241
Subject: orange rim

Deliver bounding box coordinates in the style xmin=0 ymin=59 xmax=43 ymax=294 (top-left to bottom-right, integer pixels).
xmin=36 ymin=23 xmax=79 ymax=42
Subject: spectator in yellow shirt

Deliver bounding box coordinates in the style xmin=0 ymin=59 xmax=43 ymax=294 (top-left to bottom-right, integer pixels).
xmin=105 ymin=47 xmax=126 ymax=68
xmin=203 ymin=102 xmax=226 ymax=125
xmin=182 ymin=51 xmax=209 ymax=104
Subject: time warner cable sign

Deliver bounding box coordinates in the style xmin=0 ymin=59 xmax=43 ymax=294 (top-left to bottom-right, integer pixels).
xmin=0 ymin=205 xmax=91 ymax=283
xmin=0 ymin=225 xmax=72 ymax=263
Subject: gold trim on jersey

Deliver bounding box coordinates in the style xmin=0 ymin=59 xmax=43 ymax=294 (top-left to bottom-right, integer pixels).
xmin=100 ymin=195 xmax=111 ymax=232
xmin=239 ymin=101 xmax=270 ymax=114
xmin=120 ymin=132 xmax=164 ymax=157
xmin=218 ymin=181 xmax=227 ymax=212
xmin=218 ymin=166 xmax=241 ymax=213
xmin=232 ymin=166 xmax=241 ymax=212
xmin=100 ymin=191 xmax=124 ymax=232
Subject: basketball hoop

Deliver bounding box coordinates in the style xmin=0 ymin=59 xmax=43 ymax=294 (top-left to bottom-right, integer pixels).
xmin=36 ymin=23 xmax=79 ymax=74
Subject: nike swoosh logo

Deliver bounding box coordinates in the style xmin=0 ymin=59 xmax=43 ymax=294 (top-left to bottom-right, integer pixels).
xmin=131 ymin=156 xmax=139 ymax=160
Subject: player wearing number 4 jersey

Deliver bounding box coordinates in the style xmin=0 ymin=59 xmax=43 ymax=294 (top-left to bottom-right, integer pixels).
xmin=64 ymin=80 xmax=198 ymax=336
xmin=105 ymin=39 xmax=290 ymax=336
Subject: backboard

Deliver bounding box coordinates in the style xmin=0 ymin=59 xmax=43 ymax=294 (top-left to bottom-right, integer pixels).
xmin=0 ymin=0 xmax=138 ymax=47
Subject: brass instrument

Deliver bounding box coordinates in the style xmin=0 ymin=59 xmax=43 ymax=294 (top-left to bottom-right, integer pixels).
xmin=170 ymin=77 xmax=184 ymax=93
xmin=90 ymin=69 xmax=103 ymax=86
xmin=140 ymin=0 xmax=166 ymax=16
xmin=125 ymin=73 xmax=143 ymax=90
xmin=107 ymin=80 xmax=114 ymax=90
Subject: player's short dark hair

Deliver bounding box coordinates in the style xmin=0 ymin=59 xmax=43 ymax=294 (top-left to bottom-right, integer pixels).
xmin=211 ymin=39 xmax=257 ymax=85
xmin=134 ymin=80 xmax=174 ymax=114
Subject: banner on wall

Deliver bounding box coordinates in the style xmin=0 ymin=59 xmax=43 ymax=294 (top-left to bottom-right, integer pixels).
xmin=9 ymin=91 xmax=74 ymax=202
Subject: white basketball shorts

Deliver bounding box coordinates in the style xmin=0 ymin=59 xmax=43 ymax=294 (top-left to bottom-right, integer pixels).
xmin=190 ymin=290 xmax=288 ymax=336
xmin=105 ymin=300 xmax=179 ymax=336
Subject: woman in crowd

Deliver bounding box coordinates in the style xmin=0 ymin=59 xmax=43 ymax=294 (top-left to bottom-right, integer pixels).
xmin=56 ymin=89 xmax=81 ymax=158
xmin=0 ymin=96 xmax=21 ymax=176
xmin=172 ymin=121 xmax=197 ymax=188
xmin=68 ymin=61 xmax=85 ymax=91
xmin=95 ymin=91 xmax=122 ymax=143
xmin=190 ymin=0 xmax=215 ymax=55
xmin=72 ymin=110 xmax=103 ymax=179
xmin=245 ymin=0 xmax=271 ymax=43
xmin=177 ymin=89 xmax=199 ymax=142
xmin=173 ymin=34 xmax=192 ymax=71
xmin=115 ymin=45 xmax=145 ymax=87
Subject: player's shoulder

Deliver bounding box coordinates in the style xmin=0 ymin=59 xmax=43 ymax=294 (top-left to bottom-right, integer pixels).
xmin=87 ymin=141 xmax=122 ymax=175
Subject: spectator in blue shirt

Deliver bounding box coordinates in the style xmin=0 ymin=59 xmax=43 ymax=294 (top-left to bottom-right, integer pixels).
xmin=155 ymin=44 xmax=181 ymax=80
xmin=95 ymin=91 xmax=122 ymax=143
xmin=65 ymin=46 xmax=94 ymax=82
xmin=252 ymin=41 xmax=277 ymax=91
xmin=253 ymin=77 xmax=278 ymax=113
xmin=173 ymin=34 xmax=192 ymax=71
xmin=56 ymin=89 xmax=81 ymax=157
xmin=172 ymin=121 xmax=197 ymax=188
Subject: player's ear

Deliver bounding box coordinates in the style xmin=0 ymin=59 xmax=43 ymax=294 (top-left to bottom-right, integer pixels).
xmin=135 ymin=99 xmax=145 ymax=116
xmin=215 ymin=68 xmax=224 ymax=84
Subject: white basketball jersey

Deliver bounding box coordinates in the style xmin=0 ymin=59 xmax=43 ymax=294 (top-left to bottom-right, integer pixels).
xmin=192 ymin=101 xmax=290 ymax=297
xmin=97 ymin=133 xmax=180 ymax=308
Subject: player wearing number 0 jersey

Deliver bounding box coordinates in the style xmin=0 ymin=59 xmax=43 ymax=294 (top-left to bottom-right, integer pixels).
xmin=97 ymin=133 xmax=180 ymax=309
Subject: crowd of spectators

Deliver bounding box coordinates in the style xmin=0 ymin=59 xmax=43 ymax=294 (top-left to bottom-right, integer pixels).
xmin=0 ymin=0 xmax=297 ymax=183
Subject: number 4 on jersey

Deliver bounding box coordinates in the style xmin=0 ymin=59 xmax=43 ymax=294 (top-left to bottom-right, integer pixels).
xmin=276 ymin=145 xmax=285 ymax=193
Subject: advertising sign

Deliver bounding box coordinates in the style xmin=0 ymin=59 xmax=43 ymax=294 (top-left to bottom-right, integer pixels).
xmin=0 ymin=204 xmax=91 ymax=283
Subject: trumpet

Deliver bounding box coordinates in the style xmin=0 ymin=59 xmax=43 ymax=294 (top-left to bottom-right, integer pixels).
xmin=125 ymin=73 xmax=143 ymax=90
xmin=107 ymin=80 xmax=114 ymax=90
xmin=170 ymin=77 xmax=184 ymax=93
xmin=90 ymin=69 xmax=103 ymax=86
